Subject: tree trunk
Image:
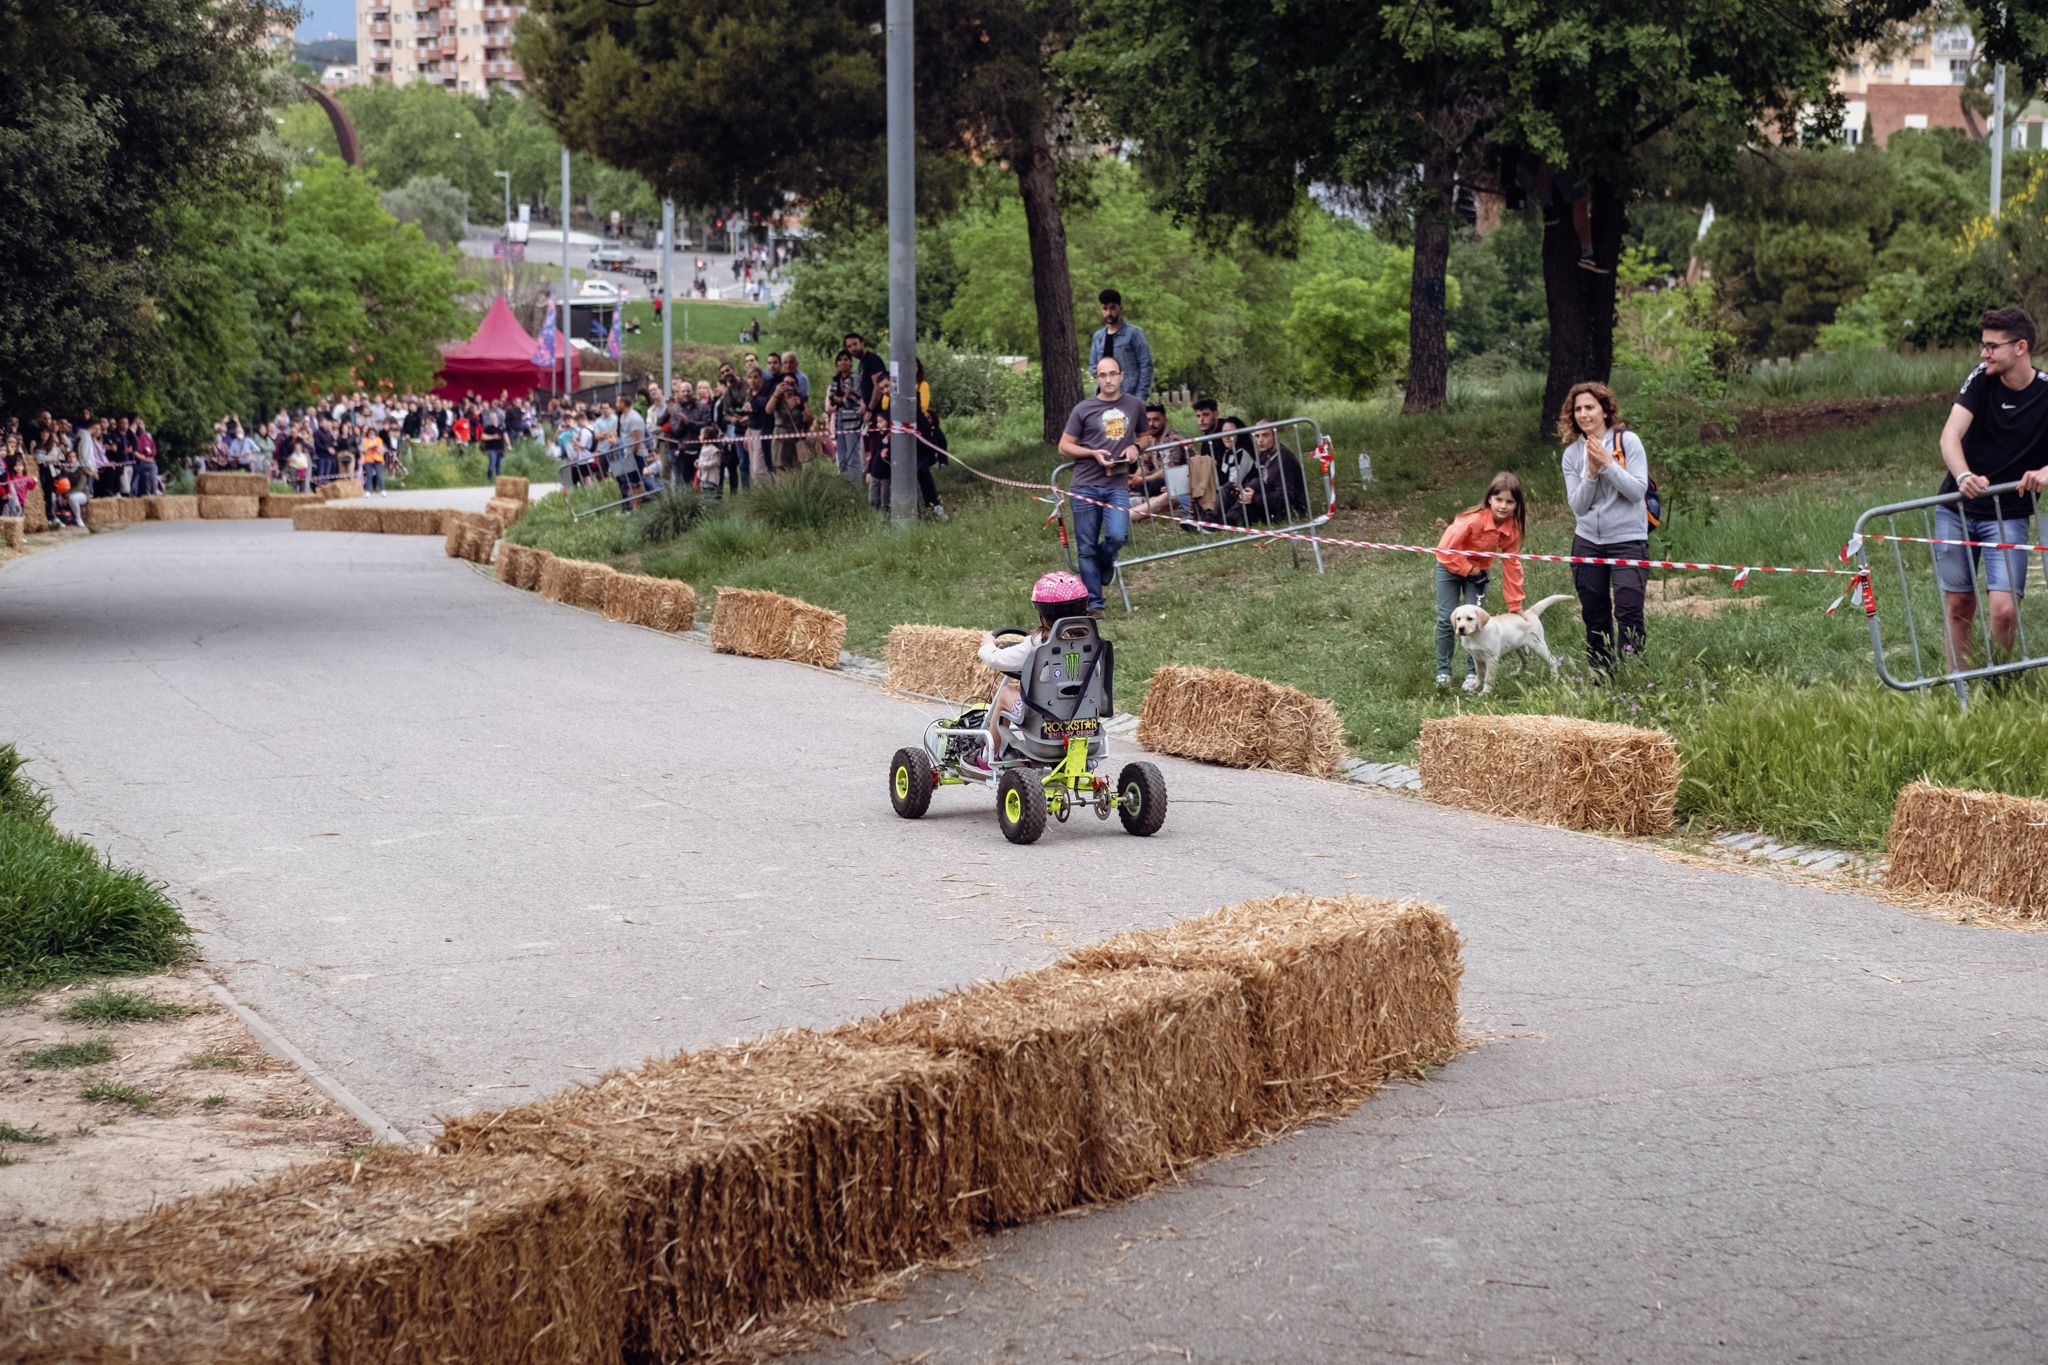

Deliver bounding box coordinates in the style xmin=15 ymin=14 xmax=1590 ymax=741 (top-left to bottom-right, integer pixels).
xmin=1015 ymin=123 xmax=1083 ymax=443
xmin=1403 ymin=146 xmax=1456 ymax=414
xmin=1537 ymin=175 xmax=1625 ymax=437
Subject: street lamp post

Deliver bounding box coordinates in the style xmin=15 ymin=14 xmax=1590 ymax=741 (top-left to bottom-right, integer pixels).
xmin=885 ymin=0 xmax=917 ymax=527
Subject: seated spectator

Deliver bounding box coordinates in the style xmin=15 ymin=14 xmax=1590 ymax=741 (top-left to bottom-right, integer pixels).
xmin=1233 ymin=425 xmax=1309 ymax=523
xmin=694 ymin=428 xmax=725 ymax=499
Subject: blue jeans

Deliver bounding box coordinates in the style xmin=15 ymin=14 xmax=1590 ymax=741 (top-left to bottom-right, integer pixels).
xmin=1933 ymin=505 xmax=2030 ymax=598
xmin=363 ymin=462 xmax=384 ymax=492
xmin=1071 ymin=484 xmax=1129 ymax=609
xmin=1435 ymin=565 xmax=1488 ymax=678
xmin=486 ymin=446 xmax=504 ymax=480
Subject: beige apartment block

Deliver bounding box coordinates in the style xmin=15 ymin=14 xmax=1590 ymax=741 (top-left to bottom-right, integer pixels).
xmin=358 ymin=1 xmax=524 ymax=94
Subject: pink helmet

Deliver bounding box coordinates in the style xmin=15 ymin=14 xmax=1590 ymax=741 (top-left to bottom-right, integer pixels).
xmin=1031 ymin=570 xmax=1089 ymax=605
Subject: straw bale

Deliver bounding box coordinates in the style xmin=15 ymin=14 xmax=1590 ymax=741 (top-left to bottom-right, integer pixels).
xmin=1 ymin=1148 xmax=628 ymax=1365
xmin=82 ymin=498 xmax=144 ymax=528
xmin=493 ymin=475 xmax=531 ymax=502
xmin=535 ymin=553 xmax=577 ymax=601
xmin=194 ymin=472 xmax=268 ymax=498
xmin=1418 ymin=713 xmax=1680 ymax=835
xmin=442 ymin=513 xmax=480 ymax=557
xmin=843 ymin=966 xmax=1255 ymax=1228
xmin=494 ymin=541 xmax=544 ymax=589
xmin=0 ymin=516 xmax=22 ymax=550
xmin=1135 ymin=665 xmax=1346 ymax=778
xmin=886 ymin=624 xmax=1003 ymax=702
xmin=1886 ymin=782 xmax=2048 ymax=918
xmin=378 ymin=507 xmax=444 ymax=536
xmin=197 ymin=495 xmax=261 ymax=520
xmin=1063 ymin=895 xmax=1464 ymax=1127
xmin=437 ymin=1032 xmax=971 ymax=1363
xmin=327 ymin=504 xmax=384 ymax=533
xmin=484 ymin=496 xmax=528 ymax=526
xmin=291 ymin=505 xmax=352 ymax=532
xmin=461 ymin=523 xmax=502 ymax=564
xmin=567 ymin=561 xmax=616 ymax=608
xmin=710 ymin=586 xmax=846 ymax=669
xmin=258 ymin=492 xmax=320 ymax=518
xmin=21 ymin=494 xmax=47 ymax=532
xmin=598 ymin=573 xmax=698 ymax=631
xmin=145 ymin=495 xmax=200 ymax=521
xmin=317 ymin=478 xmax=366 ymax=501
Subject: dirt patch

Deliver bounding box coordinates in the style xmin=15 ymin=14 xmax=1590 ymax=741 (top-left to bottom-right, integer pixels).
xmin=0 ymin=525 xmax=91 ymax=566
xmin=0 ymin=970 xmax=372 ymax=1263
xmin=1642 ymin=574 xmax=1766 ymax=619
xmin=1720 ymin=392 xmax=1947 ymax=445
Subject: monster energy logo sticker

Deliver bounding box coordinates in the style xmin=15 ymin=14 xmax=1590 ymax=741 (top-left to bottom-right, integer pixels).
xmin=1064 ymin=650 xmax=1081 ymax=677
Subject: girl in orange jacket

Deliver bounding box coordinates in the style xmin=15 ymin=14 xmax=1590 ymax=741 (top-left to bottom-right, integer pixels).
xmin=1434 ymin=471 xmax=1526 ymax=689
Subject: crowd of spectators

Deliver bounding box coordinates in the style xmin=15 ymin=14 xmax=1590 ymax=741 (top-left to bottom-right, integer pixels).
xmin=2 ymin=410 xmax=162 ymax=526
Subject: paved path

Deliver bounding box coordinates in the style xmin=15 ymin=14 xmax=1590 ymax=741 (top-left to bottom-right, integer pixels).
xmin=3 ymin=521 xmax=2044 ymax=1362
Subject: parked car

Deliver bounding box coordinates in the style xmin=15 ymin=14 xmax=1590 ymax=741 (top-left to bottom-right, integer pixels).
xmin=586 ymin=244 xmax=636 ymax=272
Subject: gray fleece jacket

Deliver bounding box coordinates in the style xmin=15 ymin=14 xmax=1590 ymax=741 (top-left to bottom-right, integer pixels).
xmin=1562 ymin=428 xmax=1650 ymax=544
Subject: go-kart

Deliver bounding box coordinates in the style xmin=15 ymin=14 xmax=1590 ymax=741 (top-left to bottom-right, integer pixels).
xmin=887 ymin=617 xmax=1167 ymax=845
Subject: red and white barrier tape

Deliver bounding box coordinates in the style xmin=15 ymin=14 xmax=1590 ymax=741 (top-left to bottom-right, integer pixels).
xmin=889 ymin=423 xmax=1872 ymax=614
xmin=1858 ymin=530 xmax=2048 ymax=554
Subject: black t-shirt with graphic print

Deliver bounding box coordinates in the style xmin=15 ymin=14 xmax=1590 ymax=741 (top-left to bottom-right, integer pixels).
xmin=1943 ymin=364 xmax=2048 ymax=518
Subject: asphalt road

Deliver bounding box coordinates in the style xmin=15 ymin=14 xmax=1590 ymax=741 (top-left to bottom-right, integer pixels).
xmin=3 ymin=518 xmax=2044 ymax=1363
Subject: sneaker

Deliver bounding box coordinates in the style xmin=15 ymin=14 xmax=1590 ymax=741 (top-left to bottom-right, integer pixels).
xmin=932 ymin=504 xmax=949 ymax=522
xmin=1461 ymin=674 xmax=1480 ymax=692
xmin=1087 ymin=607 xmax=1105 ymax=619
xmin=960 ymin=751 xmax=992 ymax=776
xmin=1436 ymin=672 xmax=1451 ymax=687
xmin=1576 ymin=255 xmax=1610 ymax=274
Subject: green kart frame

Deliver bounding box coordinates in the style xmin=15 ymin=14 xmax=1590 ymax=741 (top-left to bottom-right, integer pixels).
xmin=886 ymin=625 xmax=1167 ymax=845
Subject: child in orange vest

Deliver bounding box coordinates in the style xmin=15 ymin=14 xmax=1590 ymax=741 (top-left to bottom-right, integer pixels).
xmin=1434 ymin=471 xmax=1527 ymax=690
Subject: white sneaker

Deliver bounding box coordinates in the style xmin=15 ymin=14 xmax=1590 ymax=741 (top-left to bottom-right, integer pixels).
xmin=1461 ymin=675 xmax=1480 ymax=692
xmin=1435 ymin=672 xmax=1451 ymax=687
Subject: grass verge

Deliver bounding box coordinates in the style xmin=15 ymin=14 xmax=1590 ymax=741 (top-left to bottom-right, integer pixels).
xmin=1 ymin=745 xmax=191 ymax=992
xmin=60 ymin=989 xmax=197 ymax=1025
xmin=20 ymin=1039 xmax=114 ymax=1069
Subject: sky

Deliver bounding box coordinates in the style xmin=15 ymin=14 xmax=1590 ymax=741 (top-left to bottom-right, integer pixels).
xmin=296 ymin=1 xmax=355 ymax=41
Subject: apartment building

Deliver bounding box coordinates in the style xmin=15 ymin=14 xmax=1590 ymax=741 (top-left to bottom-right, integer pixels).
xmin=1836 ymin=23 xmax=1987 ymax=146
xmin=357 ymin=1 xmax=525 ymax=95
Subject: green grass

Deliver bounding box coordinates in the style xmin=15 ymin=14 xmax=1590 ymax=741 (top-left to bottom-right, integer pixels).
xmin=59 ymin=989 xmax=195 ymax=1025
xmin=510 ymin=379 xmax=2040 ymax=851
xmin=80 ymin=1082 xmax=152 ymax=1110
xmin=394 ymin=439 xmax=557 ymax=490
xmin=619 ymin=298 xmax=791 ymax=360
xmin=0 ymin=1122 xmax=52 ymax=1144
xmin=183 ymin=1050 xmax=249 ymax=1071
xmin=1 ymin=744 xmax=192 ymax=991
xmin=20 ymin=1038 xmax=114 ymax=1069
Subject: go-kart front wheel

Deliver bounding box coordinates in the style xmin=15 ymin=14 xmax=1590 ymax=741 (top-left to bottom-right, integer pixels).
xmin=997 ymin=770 xmax=1048 ymax=845
xmin=1116 ymin=761 xmax=1167 ymax=836
xmin=890 ymin=747 xmax=934 ymax=819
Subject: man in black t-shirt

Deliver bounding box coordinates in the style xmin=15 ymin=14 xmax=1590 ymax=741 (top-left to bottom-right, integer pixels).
xmin=844 ymin=332 xmax=887 ymax=407
xmin=1936 ymin=306 xmax=2048 ymax=668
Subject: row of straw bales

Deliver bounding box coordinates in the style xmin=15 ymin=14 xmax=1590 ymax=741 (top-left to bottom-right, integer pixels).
xmin=2 ymin=894 xmax=1464 ymax=1362
xmin=292 ymin=505 xmax=454 ymax=536
xmin=82 ymin=498 xmax=146 ymax=529
xmin=1136 ymin=664 xmax=1348 ymax=778
xmin=709 ymin=586 xmax=846 ymax=668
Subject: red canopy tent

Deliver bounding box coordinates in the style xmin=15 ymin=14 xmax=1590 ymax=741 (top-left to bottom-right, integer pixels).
xmin=433 ymin=295 xmax=579 ymax=401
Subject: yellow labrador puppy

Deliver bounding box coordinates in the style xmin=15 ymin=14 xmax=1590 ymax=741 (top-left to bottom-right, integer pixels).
xmin=1449 ymin=594 xmax=1573 ymax=693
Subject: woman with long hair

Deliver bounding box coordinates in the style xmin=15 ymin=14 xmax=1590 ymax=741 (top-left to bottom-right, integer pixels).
xmin=1558 ymin=381 xmax=1650 ymax=670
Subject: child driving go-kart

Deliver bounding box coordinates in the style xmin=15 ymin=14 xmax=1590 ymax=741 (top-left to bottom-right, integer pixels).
xmin=887 ymin=571 xmax=1168 ymax=845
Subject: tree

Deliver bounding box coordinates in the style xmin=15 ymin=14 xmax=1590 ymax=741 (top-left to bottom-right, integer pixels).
xmin=1286 ymin=268 xmax=1421 ymax=400
xmin=516 ymin=0 xmax=1099 ymax=441
xmin=0 ymin=0 xmax=283 ymax=416
xmin=255 ymin=158 xmax=469 ymax=400
xmin=381 ymin=174 xmax=471 ymax=245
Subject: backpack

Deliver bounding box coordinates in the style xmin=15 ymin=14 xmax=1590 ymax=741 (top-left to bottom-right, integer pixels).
xmin=1608 ymin=430 xmax=1662 ymax=534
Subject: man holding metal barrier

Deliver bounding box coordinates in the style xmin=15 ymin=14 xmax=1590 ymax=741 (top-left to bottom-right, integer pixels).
xmin=1059 ymin=356 xmax=1146 ymax=616
xmin=1937 ymin=307 xmax=2048 ymax=670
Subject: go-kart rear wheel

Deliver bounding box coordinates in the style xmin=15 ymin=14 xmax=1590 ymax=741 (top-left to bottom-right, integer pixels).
xmin=1116 ymin=761 xmax=1167 ymax=836
xmin=889 ymin=747 xmax=934 ymax=819
xmin=997 ymin=769 xmax=1048 ymax=845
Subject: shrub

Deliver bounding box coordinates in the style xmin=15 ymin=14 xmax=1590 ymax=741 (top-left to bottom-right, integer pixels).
xmin=637 ymin=488 xmax=707 ymax=544
xmin=744 ymin=464 xmax=866 ymax=535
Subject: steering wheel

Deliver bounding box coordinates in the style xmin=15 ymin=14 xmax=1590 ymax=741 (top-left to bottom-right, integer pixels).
xmin=993 ymin=627 xmax=1032 ymax=641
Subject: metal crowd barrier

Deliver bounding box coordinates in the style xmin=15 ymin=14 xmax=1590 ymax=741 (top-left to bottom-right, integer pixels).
xmin=561 ymin=431 xmax=687 ymax=520
xmin=1850 ymin=478 xmax=2048 ymax=706
xmin=1051 ymin=415 xmax=1333 ymax=613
